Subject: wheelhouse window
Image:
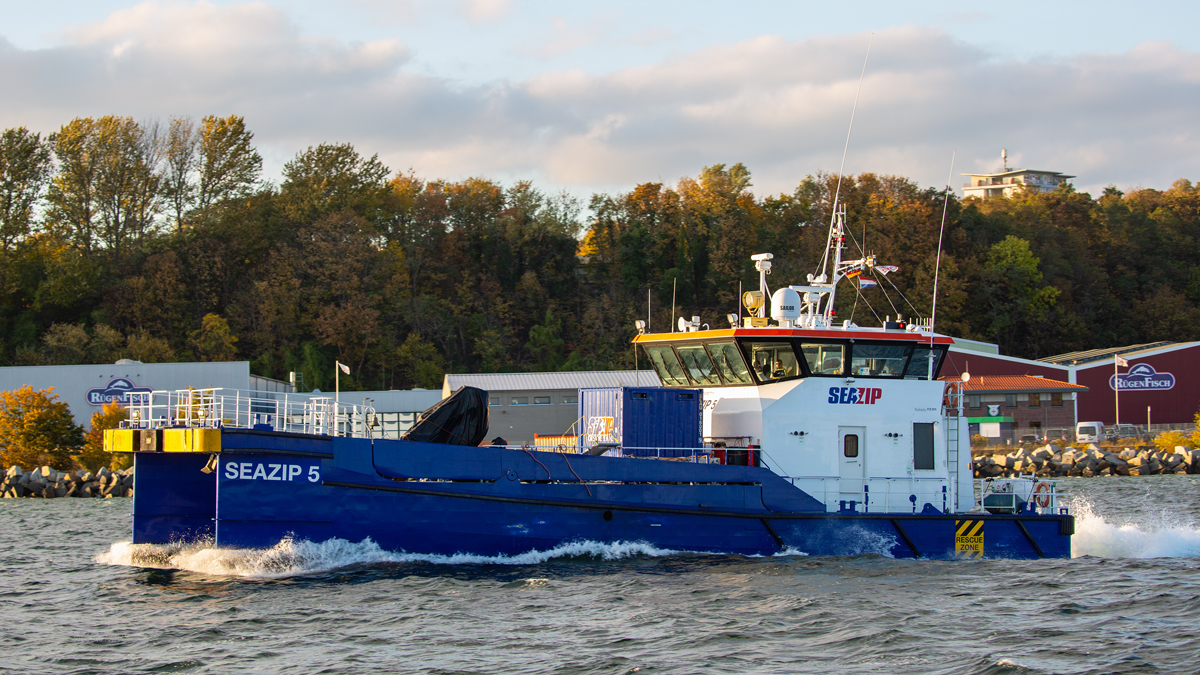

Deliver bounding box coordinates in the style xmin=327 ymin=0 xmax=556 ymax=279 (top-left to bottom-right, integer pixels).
xmin=904 ymin=346 xmax=947 ymax=379
xmin=741 ymin=341 xmax=801 ymax=382
xmin=643 ymin=344 xmax=691 ymax=387
xmin=800 ymin=342 xmax=845 ymax=376
xmin=705 ymin=341 xmax=754 ymax=385
xmin=675 ymin=344 xmax=723 ymax=386
xmin=850 ymin=343 xmax=912 ymax=378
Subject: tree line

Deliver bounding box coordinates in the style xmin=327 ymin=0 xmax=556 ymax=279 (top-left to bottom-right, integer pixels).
xmin=2 ymin=116 xmax=1199 ymax=395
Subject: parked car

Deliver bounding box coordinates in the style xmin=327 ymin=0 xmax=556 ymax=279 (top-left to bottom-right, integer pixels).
xmin=1018 ymin=434 xmax=1041 ymax=447
xmin=1043 ymin=428 xmax=1071 ymax=443
xmin=1076 ymin=421 xmax=1105 ymax=443
xmin=1107 ymin=423 xmax=1152 ymax=443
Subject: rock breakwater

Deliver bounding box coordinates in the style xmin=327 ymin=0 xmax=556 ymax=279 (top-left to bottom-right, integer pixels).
xmin=2 ymin=465 xmax=133 ymax=498
xmin=973 ymin=444 xmax=1198 ymax=478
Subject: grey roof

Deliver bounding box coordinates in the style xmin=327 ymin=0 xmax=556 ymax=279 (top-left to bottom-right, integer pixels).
xmin=1039 ymin=342 xmax=1177 ymax=365
xmin=443 ymin=370 xmax=661 ymax=394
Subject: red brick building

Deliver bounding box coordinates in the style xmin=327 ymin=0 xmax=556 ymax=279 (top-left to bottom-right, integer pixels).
xmin=942 ymin=340 xmax=1200 ymax=428
xmin=942 ymin=374 xmax=1087 ymax=442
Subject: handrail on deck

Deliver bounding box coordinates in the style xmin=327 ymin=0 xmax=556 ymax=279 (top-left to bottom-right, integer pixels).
xmin=119 ymin=388 xmax=376 ymax=438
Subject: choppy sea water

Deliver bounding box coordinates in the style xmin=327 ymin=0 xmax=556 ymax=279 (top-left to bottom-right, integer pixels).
xmin=3 ymin=477 xmax=1200 ymax=674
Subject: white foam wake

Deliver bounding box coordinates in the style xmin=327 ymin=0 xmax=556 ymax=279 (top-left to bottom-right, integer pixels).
xmin=95 ymin=537 xmax=677 ymax=578
xmin=1070 ymin=498 xmax=1200 ymax=558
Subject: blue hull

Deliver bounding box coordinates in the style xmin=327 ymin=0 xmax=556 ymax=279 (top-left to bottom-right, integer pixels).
xmin=131 ymin=430 xmax=1072 ymax=560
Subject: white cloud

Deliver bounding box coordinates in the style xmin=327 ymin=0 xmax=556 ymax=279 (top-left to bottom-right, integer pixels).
xmin=1 ymin=9 xmax=1196 ymax=200
xmin=462 ymin=0 xmax=512 ymax=24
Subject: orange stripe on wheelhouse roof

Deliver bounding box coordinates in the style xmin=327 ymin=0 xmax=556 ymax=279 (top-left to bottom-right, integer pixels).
xmin=632 ymin=328 xmax=955 ymax=345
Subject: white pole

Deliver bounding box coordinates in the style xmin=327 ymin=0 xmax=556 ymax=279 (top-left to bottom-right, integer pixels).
xmin=335 ymin=362 xmax=340 ymax=436
xmin=929 ymin=150 xmax=956 ymax=380
xmin=1114 ymin=356 xmax=1119 ymax=427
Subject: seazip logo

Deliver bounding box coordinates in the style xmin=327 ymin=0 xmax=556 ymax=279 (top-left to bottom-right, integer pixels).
xmin=86 ymin=377 xmax=153 ymax=406
xmin=1110 ymin=363 xmax=1175 ymax=391
xmin=828 ymin=386 xmax=882 ymax=405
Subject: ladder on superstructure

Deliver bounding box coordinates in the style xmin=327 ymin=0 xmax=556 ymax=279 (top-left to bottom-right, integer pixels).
xmin=943 ymin=382 xmax=964 ymax=513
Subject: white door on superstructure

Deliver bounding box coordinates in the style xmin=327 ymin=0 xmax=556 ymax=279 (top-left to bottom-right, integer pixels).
xmin=839 ymin=426 xmax=866 ymax=505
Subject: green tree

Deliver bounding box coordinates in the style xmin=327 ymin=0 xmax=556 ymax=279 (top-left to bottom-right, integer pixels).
xmin=46 ymin=117 xmax=100 ymax=253
xmin=161 ymin=116 xmax=197 ymax=230
xmin=190 ymin=313 xmax=239 ymax=361
xmin=46 ymin=116 xmax=162 ymax=260
xmin=526 ymin=308 xmax=566 ymax=371
xmin=0 ymin=127 xmax=54 ymax=253
xmin=197 ymin=115 xmax=262 ymax=211
xmin=979 ymin=236 xmax=1060 ymax=352
xmin=395 ymin=333 xmax=445 ymax=389
xmin=40 ymin=323 xmax=90 ymax=365
xmin=279 ymin=143 xmax=389 ymax=223
xmin=0 ymin=385 xmax=84 ymax=469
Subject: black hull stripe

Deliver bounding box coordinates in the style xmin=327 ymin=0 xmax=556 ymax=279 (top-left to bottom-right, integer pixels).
xmin=322 ymin=480 xmax=1074 ymax=528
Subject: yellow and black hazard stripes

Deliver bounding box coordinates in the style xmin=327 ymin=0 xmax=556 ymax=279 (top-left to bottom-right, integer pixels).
xmin=955 ymin=519 xmax=984 ymax=559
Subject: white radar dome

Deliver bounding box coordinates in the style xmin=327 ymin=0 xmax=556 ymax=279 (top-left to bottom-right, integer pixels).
xmin=771 ymin=287 xmax=802 ymax=323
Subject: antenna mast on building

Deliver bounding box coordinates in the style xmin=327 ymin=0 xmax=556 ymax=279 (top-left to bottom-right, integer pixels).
xmin=1001 ymin=148 xmax=1008 ymax=171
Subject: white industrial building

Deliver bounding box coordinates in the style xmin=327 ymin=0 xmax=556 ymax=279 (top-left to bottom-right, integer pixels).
xmin=0 ymin=361 xmax=441 ymax=432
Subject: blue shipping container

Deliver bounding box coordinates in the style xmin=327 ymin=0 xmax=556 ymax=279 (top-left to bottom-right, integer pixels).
xmin=578 ymin=387 xmax=702 ymax=457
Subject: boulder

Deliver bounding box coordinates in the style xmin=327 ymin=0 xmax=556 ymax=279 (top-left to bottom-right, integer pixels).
xmin=5 ymin=466 xmax=22 ymax=479
xmin=1119 ymin=448 xmax=1137 ymax=459
xmin=96 ymin=467 xmax=111 ymax=480
xmin=54 ymin=484 xmax=68 ymax=498
xmin=40 ymin=485 xmax=55 ymax=498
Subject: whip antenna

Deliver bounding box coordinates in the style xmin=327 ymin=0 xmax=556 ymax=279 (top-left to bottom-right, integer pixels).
xmin=928 ymin=150 xmax=955 ymax=380
xmin=820 ymin=33 xmax=873 ymax=279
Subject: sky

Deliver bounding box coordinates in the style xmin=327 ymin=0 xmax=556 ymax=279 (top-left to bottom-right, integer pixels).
xmin=2 ymin=0 xmax=1198 ymax=201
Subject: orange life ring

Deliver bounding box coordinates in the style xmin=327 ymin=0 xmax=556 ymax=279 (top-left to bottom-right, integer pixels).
xmin=1033 ymin=481 xmax=1052 ymax=508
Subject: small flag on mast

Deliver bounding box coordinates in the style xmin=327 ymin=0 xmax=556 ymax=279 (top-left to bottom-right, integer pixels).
xmin=337 ymin=361 xmax=351 ymax=375
xmin=1115 ymin=355 xmax=1129 ymax=367
xmin=859 ymin=277 xmax=878 ymax=289
xmin=876 ymin=265 xmax=899 ymax=275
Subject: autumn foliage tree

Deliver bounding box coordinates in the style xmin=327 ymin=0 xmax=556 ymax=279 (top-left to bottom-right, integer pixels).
xmin=74 ymin=402 xmax=129 ymax=472
xmin=0 ymin=386 xmax=84 ymax=470
xmin=1 ymin=115 xmax=1199 ymax=382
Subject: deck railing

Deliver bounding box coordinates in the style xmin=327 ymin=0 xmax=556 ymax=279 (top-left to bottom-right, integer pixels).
xmin=120 ymin=388 xmax=376 ymax=438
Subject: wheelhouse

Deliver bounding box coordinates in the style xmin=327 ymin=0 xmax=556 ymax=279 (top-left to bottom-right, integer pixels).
xmin=635 ymin=330 xmax=951 ymax=388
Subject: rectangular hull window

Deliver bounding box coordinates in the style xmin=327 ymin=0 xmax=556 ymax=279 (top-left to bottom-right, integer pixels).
xmin=913 ymin=422 xmax=935 ymax=470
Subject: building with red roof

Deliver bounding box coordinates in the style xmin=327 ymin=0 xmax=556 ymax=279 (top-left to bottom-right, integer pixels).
xmin=942 ymin=373 xmax=1087 ymax=442
xmin=942 ymin=339 xmax=1200 ymax=431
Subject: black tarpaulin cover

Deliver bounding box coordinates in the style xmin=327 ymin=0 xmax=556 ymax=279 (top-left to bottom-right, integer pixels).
xmin=400 ymin=386 xmax=490 ymax=446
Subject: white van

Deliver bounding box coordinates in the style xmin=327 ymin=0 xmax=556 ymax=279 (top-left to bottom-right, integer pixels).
xmin=1076 ymin=421 xmax=1105 ymax=443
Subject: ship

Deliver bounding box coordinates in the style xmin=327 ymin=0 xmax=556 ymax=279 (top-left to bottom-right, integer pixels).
xmin=104 ymin=208 xmax=1073 ymax=560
